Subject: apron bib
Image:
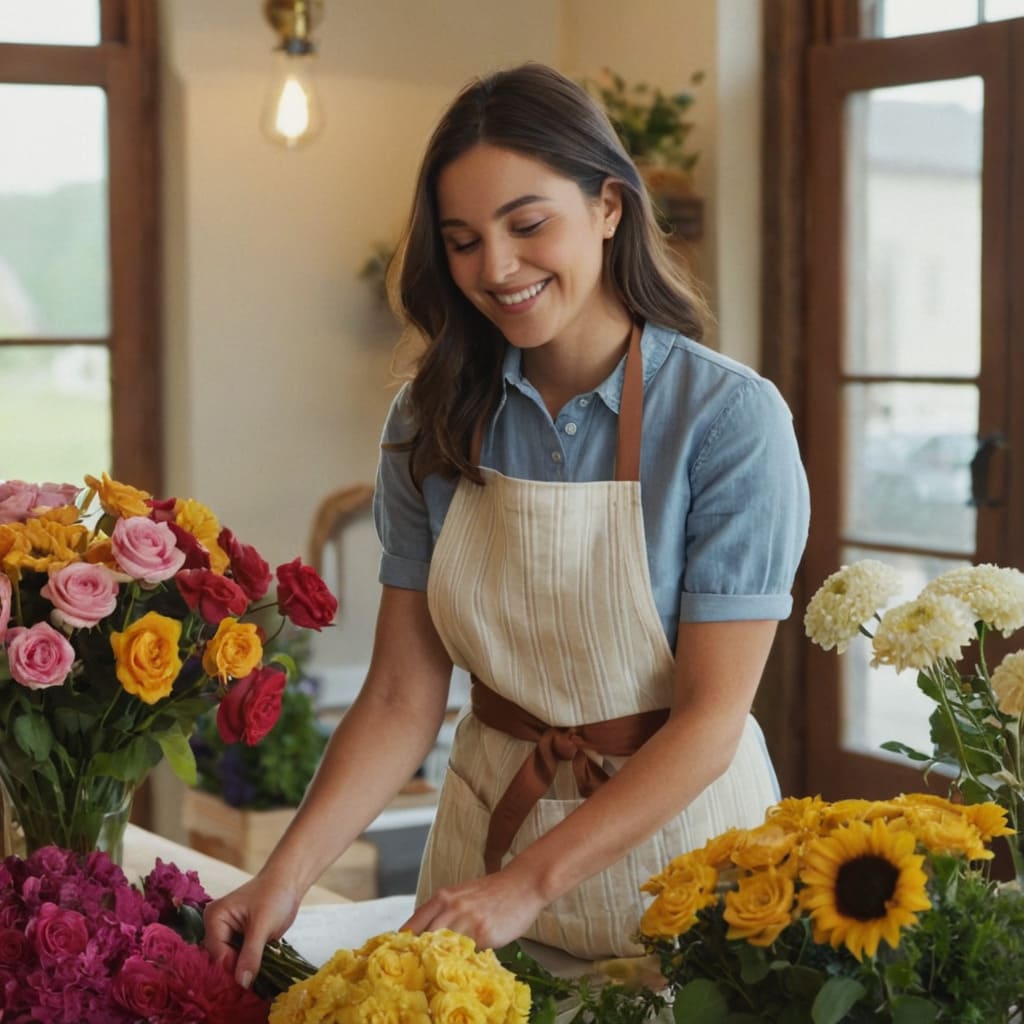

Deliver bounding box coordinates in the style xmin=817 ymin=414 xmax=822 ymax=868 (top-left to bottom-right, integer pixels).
xmin=420 ymin=327 xmax=777 ymax=958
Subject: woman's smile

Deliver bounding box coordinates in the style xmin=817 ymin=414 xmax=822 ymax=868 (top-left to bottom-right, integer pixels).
xmin=491 ymin=278 xmax=551 ymax=309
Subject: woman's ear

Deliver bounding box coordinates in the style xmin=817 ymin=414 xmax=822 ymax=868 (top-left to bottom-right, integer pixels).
xmin=599 ymin=179 xmax=624 ymax=239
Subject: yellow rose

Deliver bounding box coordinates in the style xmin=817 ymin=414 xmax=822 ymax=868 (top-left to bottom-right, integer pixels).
xmin=429 ymin=991 xmax=488 ymax=1024
xmin=723 ymin=867 xmax=796 ymax=946
xmin=468 ymin=971 xmax=511 ymax=1022
xmin=175 ymin=497 xmax=230 ymax=573
xmin=84 ymin=472 xmax=153 ymax=518
xmin=429 ymin=956 xmax=476 ymax=993
xmin=640 ymin=857 xmax=719 ymax=939
xmin=201 ymin=617 xmax=262 ymax=681
xmin=766 ymin=795 xmax=830 ymax=835
xmin=731 ymin=824 xmax=799 ymax=871
xmin=365 ymin=945 xmax=427 ymax=992
xmin=110 ymin=611 xmax=183 ymax=704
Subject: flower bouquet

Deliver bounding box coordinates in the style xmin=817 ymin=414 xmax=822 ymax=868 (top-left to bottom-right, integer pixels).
xmin=638 ymin=794 xmax=1024 ymax=1022
xmin=0 ymin=475 xmax=337 ymax=860
xmin=0 ymin=844 xmax=268 ymax=1023
xmin=266 ymin=928 xmax=532 ymax=1024
xmin=805 ymin=560 xmax=1024 ymax=880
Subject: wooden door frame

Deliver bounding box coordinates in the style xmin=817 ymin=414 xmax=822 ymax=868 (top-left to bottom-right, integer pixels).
xmin=803 ymin=23 xmax=1013 ymax=799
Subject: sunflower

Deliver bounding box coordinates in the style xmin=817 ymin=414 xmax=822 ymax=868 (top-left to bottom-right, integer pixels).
xmin=799 ymin=818 xmax=931 ymax=960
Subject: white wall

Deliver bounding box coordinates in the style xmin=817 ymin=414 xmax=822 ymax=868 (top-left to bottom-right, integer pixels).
xmin=155 ymin=0 xmax=763 ymax=838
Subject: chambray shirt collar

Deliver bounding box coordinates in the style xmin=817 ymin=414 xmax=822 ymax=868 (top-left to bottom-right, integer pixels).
xmin=497 ymin=321 xmax=675 ymax=415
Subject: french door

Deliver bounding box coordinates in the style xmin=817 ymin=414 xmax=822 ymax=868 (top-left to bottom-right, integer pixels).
xmin=803 ymin=20 xmax=1024 ymax=799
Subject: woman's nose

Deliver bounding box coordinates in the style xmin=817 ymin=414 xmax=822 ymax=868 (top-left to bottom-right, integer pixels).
xmin=482 ymin=237 xmax=519 ymax=283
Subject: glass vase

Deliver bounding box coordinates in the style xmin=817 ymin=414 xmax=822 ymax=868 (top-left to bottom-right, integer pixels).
xmin=0 ymin=765 xmax=136 ymax=865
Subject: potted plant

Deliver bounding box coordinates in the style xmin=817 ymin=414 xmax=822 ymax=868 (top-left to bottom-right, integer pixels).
xmin=585 ymin=67 xmax=705 ymax=241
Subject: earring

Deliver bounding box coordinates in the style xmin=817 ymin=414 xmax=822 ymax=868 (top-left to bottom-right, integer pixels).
xmin=605 ymin=225 xmax=616 ymax=239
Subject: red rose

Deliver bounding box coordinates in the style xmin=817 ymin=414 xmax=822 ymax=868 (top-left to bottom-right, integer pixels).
xmin=168 ymin=522 xmax=212 ymax=570
xmin=146 ymin=496 xmax=177 ymax=522
xmin=216 ymin=666 xmax=287 ymax=746
xmin=0 ymin=928 xmax=30 ymax=969
xmin=112 ymin=955 xmax=173 ymax=1017
xmin=26 ymin=903 xmax=89 ymax=961
xmin=275 ymin=557 xmax=338 ymax=631
xmin=219 ymin=528 xmax=272 ymax=601
xmin=177 ymin=569 xmax=249 ymax=623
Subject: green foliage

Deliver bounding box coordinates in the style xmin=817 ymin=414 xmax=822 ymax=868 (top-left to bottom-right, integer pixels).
xmin=495 ymin=942 xmax=667 ymax=1024
xmin=583 ymin=67 xmax=704 ymax=171
xmin=192 ymin=629 xmax=328 ymax=809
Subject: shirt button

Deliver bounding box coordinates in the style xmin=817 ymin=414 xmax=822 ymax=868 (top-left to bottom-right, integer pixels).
xmin=551 ymin=451 xmax=564 ymax=464
xmin=578 ymin=397 xmax=590 ymax=407
xmin=564 ymin=422 xmax=577 ymax=436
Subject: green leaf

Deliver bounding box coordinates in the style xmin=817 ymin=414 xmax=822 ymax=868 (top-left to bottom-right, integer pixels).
xmin=673 ymin=979 xmax=729 ymax=1024
xmin=880 ymin=740 xmax=933 ymax=762
xmin=13 ymin=712 xmax=54 ymax=762
xmin=890 ymin=995 xmax=939 ymax=1024
xmin=154 ymin=725 xmax=198 ymax=785
xmin=782 ymin=965 xmax=826 ymax=1001
xmin=810 ymin=978 xmax=866 ymax=1024
xmin=737 ymin=942 xmax=771 ymax=984
xmin=89 ymin=735 xmax=161 ymax=782
xmin=531 ymin=996 xmax=558 ymax=1024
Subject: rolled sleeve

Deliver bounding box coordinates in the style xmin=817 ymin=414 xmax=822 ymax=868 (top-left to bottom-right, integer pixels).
xmin=681 ymin=379 xmax=810 ymax=622
xmin=374 ymin=387 xmax=433 ymax=591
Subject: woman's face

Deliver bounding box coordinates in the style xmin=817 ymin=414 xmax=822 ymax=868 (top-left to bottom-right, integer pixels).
xmin=436 ymin=144 xmax=623 ymax=353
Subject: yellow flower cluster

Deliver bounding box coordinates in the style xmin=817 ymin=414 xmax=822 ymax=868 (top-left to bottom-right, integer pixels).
xmin=640 ymin=794 xmax=1014 ymax=961
xmin=269 ymin=930 xmax=532 ymax=1024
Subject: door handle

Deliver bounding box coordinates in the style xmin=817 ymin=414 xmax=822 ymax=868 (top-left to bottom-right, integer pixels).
xmin=969 ymin=431 xmax=1007 ymax=507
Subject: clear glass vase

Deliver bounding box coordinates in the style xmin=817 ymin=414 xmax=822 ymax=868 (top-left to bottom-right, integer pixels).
xmin=0 ymin=767 xmax=136 ymax=865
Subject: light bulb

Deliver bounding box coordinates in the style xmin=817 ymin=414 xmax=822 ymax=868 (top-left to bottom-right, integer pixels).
xmin=260 ymin=49 xmax=323 ymax=149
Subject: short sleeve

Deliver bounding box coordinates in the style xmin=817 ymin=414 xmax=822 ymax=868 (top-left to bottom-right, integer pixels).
xmin=679 ymin=379 xmax=810 ymax=622
xmin=373 ymin=386 xmax=432 ymax=591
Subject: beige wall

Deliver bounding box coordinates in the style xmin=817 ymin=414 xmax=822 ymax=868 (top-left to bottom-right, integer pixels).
xmin=155 ymin=0 xmax=762 ymax=837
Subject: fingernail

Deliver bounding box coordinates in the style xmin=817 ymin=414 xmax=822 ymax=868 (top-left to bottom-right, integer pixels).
xmin=241 ymin=970 xmax=253 ymax=990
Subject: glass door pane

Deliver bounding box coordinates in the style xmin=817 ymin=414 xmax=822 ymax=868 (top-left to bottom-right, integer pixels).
xmin=839 ymin=77 xmax=984 ymax=761
xmin=0 ymin=85 xmax=109 ymax=337
xmin=0 ymin=345 xmax=111 ymax=481
xmin=0 ymin=2 xmax=101 ymax=45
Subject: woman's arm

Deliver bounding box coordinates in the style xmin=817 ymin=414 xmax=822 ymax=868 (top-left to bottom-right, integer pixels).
xmin=203 ymin=584 xmax=453 ymax=985
xmin=404 ymin=617 xmax=777 ymax=948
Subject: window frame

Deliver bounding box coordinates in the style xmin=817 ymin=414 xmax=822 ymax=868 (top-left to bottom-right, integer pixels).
xmin=0 ymin=0 xmax=162 ymax=494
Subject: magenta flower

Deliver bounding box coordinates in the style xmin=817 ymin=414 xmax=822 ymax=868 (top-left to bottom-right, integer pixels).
xmin=41 ymin=562 xmax=119 ymax=629
xmin=5 ymin=622 xmax=75 ymax=689
xmin=0 ymin=480 xmax=80 ymax=525
xmin=111 ymin=516 xmax=186 ymax=584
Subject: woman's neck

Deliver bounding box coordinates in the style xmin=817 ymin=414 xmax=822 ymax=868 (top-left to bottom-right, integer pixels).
xmin=522 ymin=309 xmax=635 ymax=419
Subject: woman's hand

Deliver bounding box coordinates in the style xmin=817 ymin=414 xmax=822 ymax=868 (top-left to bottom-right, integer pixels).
xmin=401 ymin=864 xmax=547 ymax=950
xmin=203 ymin=872 xmax=303 ymax=988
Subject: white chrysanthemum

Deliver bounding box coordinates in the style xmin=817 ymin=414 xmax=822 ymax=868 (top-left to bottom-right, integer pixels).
xmin=804 ymin=560 xmax=903 ymax=654
xmin=921 ymin=564 xmax=1024 ymax=637
xmin=870 ymin=594 xmax=976 ymax=673
xmin=992 ymin=650 xmax=1024 ymax=716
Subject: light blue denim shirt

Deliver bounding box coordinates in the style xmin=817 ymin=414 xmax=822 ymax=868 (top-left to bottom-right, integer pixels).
xmin=374 ymin=322 xmax=810 ymax=651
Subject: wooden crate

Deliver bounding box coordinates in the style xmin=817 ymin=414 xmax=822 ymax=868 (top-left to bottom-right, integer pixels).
xmin=182 ymin=789 xmax=379 ymax=901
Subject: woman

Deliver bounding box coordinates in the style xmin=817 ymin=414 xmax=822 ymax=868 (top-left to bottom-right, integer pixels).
xmin=205 ymin=62 xmax=809 ymax=983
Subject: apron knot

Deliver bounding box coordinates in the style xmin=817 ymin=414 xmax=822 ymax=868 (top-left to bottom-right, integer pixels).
xmin=471 ymin=677 xmax=668 ymax=874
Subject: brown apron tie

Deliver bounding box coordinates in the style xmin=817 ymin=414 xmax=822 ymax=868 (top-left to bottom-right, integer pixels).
xmin=471 ymin=676 xmax=669 ymax=873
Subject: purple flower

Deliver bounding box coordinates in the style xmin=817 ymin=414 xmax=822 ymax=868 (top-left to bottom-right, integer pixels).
xmin=143 ymin=858 xmax=210 ymax=921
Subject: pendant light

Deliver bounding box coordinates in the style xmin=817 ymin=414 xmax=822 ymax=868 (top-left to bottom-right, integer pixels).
xmin=260 ymin=0 xmax=324 ymax=149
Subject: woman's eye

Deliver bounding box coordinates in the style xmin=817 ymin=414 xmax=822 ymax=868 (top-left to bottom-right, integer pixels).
xmin=514 ymin=220 xmax=545 ymax=235
xmin=446 ymin=237 xmax=479 ymax=253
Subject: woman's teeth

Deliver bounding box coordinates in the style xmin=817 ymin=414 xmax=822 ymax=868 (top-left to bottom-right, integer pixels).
xmin=494 ymin=280 xmax=549 ymax=306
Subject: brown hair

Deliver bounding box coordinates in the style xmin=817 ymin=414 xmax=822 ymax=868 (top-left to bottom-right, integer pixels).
xmin=387 ymin=62 xmax=708 ymax=486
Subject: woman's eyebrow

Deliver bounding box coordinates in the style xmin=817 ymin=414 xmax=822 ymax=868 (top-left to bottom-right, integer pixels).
xmin=439 ymin=194 xmax=549 ymax=229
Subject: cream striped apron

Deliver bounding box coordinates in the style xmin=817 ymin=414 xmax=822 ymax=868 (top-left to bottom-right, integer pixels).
xmin=419 ymin=327 xmax=778 ymax=957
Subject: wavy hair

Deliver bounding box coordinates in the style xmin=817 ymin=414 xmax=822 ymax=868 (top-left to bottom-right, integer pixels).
xmin=387 ymin=62 xmax=709 ymax=485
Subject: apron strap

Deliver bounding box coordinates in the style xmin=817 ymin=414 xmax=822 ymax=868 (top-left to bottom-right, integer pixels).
xmin=469 ymin=322 xmax=645 ymax=479
xmin=471 ymin=675 xmax=668 ymax=874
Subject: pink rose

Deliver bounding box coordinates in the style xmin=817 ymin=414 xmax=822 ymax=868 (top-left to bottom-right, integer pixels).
xmin=111 ymin=955 xmax=173 ymax=1017
xmin=6 ymin=623 xmax=75 ymax=689
xmin=0 ymin=928 xmax=30 ymax=969
xmin=219 ymin=528 xmax=272 ymax=601
xmin=176 ymin=569 xmax=249 ymax=624
xmin=217 ymin=665 xmax=287 ymax=745
xmin=26 ymin=902 xmax=89 ymax=961
xmin=140 ymin=922 xmax=184 ymax=964
xmin=275 ymin=557 xmax=338 ymax=631
xmin=111 ymin=516 xmax=187 ymax=584
xmin=41 ymin=562 xmax=119 ymax=629
xmin=0 ymin=573 xmax=11 ymax=644
xmin=0 ymin=480 xmax=80 ymax=525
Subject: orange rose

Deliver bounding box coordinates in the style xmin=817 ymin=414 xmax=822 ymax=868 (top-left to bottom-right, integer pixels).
xmin=110 ymin=611 xmax=183 ymax=704
xmin=201 ymin=617 xmax=262 ymax=681
xmin=84 ymin=472 xmax=153 ymax=518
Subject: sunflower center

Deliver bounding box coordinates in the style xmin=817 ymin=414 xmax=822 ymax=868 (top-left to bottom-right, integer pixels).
xmin=835 ymin=855 xmax=899 ymax=920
